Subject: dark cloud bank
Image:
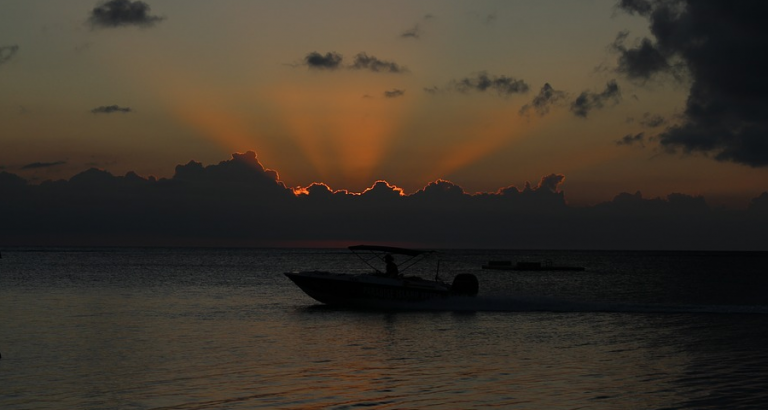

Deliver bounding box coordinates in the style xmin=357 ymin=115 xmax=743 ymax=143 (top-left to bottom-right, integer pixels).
xmin=614 ymin=0 xmax=768 ymax=167
xmin=2 ymin=152 xmax=766 ymax=250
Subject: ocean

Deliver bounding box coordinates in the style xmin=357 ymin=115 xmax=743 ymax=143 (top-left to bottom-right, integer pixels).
xmin=1 ymin=248 xmax=767 ymax=409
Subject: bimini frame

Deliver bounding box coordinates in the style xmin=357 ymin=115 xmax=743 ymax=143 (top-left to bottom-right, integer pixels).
xmin=348 ymin=244 xmax=438 ymax=276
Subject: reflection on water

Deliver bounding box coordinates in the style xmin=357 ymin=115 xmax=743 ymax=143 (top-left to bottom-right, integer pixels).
xmin=1 ymin=249 xmax=768 ymax=409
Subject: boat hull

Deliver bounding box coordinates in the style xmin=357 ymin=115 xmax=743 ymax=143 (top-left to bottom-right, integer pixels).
xmin=285 ymin=271 xmax=452 ymax=307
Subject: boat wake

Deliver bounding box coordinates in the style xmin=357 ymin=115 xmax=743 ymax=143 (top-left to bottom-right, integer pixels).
xmin=339 ymin=294 xmax=768 ymax=315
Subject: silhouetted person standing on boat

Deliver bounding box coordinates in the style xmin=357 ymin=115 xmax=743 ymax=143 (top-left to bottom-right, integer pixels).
xmin=385 ymin=254 xmax=399 ymax=277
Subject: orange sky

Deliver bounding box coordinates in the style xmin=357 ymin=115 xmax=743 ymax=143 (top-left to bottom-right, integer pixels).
xmin=1 ymin=1 xmax=767 ymax=209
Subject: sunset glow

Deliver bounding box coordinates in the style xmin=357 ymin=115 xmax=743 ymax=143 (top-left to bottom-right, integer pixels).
xmin=267 ymin=81 xmax=408 ymax=188
xmin=2 ymin=1 xmax=768 ymax=249
xmin=429 ymin=108 xmax=528 ymax=181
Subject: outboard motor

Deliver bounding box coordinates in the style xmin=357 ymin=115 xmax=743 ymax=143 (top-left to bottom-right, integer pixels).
xmin=451 ymin=273 xmax=479 ymax=296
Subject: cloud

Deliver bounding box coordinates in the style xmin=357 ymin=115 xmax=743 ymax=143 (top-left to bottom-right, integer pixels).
xmin=519 ymin=83 xmax=567 ymax=116
xmin=383 ymin=89 xmax=405 ymax=98
xmin=401 ymin=14 xmax=434 ymax=39
xmin=439 ymin=72 xmax=529 ymax=97
xmin=400 ymin=25 xmax=422 ymax=39
xmin=537 ymin=174 xmax=566 ymax=193
xmin=304 ymin=51 xmax=343 ymax=70
xmin=0 ymin=45 xmax=19 ymax=66
xmin=172 ymin=151 xmax=284 ymax=189
xmin=570 ymin=80 xmax=621 ymax=118
xmin=88 ymin=0 xmax=165 ymax=28
xmin=749 ymin=192 xmax=768 ymax=215
xmin=91 ymin=105 xmax=132 ymax=114
xmin=616 ymin=132 xmax=646 ymax=147
xmin=411 ymin=179 xmax=466 ymax=199
xmin=361 ymin=180 xmax=405 ymax=200
xmin=639 ymin=112 xmax=666 ymax=128
xmin=611 ymin=31 xmax=672 ymax=81
xmin=1 ymin=152 xmax=766 ymax=249
xmin=350 ymin=53 xmax=408 ymax=73
xmin=295 ymin=182 xmax=341 ymax=198
xmin=615 ymin=1 xmax=768 ymax=167
xmin=455 ymin=73 xmax=529 ymax=95
xmin=21 ymin=161 xmax=67 ymax=170
xmin=300 ymin=52 xmax=408 ymax=73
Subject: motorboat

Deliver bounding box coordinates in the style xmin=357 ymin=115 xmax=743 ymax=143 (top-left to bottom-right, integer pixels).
xmin=285 ymin=245 xmax=479 ymax=308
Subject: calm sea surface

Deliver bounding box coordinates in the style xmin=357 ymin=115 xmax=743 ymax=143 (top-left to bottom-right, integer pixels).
xmin=1 ymin=248 xmax=767 ymax=409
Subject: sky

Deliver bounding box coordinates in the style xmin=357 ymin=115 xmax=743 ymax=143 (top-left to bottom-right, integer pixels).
xmin=2 ymin=0 xmax=768 ymax=249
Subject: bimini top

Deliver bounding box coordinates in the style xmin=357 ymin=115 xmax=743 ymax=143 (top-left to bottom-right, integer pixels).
xmin=348 ymin=245 xmax=434 ymax=257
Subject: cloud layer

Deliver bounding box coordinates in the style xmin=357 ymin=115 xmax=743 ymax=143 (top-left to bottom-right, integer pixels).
xmin=1 ymin=152 xmax=766 ymax=249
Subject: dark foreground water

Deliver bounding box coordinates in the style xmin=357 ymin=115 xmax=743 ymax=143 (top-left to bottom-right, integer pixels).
xmin=1 ymin=248 xmax=767 ymax=409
